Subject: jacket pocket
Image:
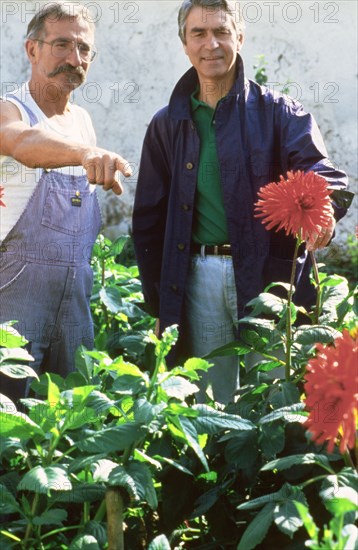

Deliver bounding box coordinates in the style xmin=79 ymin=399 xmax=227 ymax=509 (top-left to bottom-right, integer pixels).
xmin=41 ymin=187 xmax=94 ymax=236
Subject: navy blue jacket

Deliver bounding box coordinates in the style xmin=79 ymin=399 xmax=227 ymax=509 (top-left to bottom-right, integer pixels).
xmin=132 ymin=56 xmax=350 ymax=336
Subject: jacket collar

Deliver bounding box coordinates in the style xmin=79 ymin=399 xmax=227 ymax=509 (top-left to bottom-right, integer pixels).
xmin=168 ymin=54 xmax=246 ymax=120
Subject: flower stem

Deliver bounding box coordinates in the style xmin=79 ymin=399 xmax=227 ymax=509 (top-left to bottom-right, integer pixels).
xmin=285 ymin=235 xmax=301 ymax=380
xmin=309 ymin=251 xmax=321 ymax=324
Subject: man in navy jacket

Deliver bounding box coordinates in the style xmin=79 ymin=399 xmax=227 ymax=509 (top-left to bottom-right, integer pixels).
xmin=132 ymin=0 xmax=350 ymax=404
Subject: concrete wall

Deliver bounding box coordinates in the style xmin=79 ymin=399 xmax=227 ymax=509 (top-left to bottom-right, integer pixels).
xmin=1 ymin=0 xmax=356 ymax=243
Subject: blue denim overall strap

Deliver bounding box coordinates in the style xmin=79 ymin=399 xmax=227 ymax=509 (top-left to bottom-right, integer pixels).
xmin=0 ymin=97 xmax=102 ymax=392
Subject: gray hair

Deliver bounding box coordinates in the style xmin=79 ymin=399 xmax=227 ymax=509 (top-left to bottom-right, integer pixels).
xmin=178 ymin=0 xmax=245 ymax=44
xmin=26 ymin=1 xmax=95 ymax=40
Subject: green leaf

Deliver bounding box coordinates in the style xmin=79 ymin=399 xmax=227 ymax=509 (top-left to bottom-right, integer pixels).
xmin=273 ymin=499 xmax=304 ymax=537
xmin=268 ymin=382 xmax=301 ymax=408
xmin=0 ymin=484 xmax=20 ymax=514
xmin=192 ymin=404 xmax=255 ymax=434
xmin=177 ymin=416 xmax=209 ymax=472
xmin=261 ymin=453 xmax=333 ymax=473
xmin=237 ymin=502 xmax=275 ymax=550
xmin=293 ymin=501 xmax=319 ymax=540
xmin=33 ymin=508 xmax=67 ymax=526
xmin=0 ymin=411 xmax=44 ymax=439
xmin=92 ymin=459 xmax=119 ymax=482
xmin=49 ymin=483 xmax=105 ymax=503
xmin=46 ymin=373 xmax=61 ymax=405
xmin=0 ymin=348 xmax=34 ymax=364
xmin=247 ymin=292 xmax=288 ymax=318
xmin=77 ymin=423 xmax=147 ymax=453
xmin=259 ymin=403 xmax=305 ymax=424
xmin=148 ymin=534 xmax=171 ymax=550
xmin=99 ymin=286 xmax=123 ymax=313
xmin=75 ymin=346 xmax=95 ymax=381
xmin=294 ymin=325 xmax=337 ymax=345
xmin=0 ymin=393 xmax=15 ymax=412
xmin=324 ymin=496 xmax=358 ymax=516
xmin=18 ymin=466 xmax=72 ymax=495
xmin=0 ymin=363 xmax=38 ymax=379
xmin=110 ymin=235 xmax=129 ymax=256
xmin=69 ymin=535 xmax=100 ymax=550
xmin=107 ymin=465 xmax=139 ymax=501
xmin=224 ymin=430 xmax=259 ymax=468
xmin=161 ymin=376 xmax=198 ymax=399
xmin=203 ymin=341 xmax=252 ymax=358
xmin=0 ymin=323 xmax=28 ymax=348
xmin=259 ymin=423 xmax=285 ymax=459
xmin=126 ymin=460 xmax=158 ymax=509
xmin=68 ymin=454 xmax=108 ymax=474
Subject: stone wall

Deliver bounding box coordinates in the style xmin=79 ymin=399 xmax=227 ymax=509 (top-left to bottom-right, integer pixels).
xmin=1 ymin=0 xmax=356 ymax=243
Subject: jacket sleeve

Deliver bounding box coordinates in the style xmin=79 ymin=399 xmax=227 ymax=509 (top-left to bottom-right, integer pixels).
xmin=132 ymin=112 xmax=172 ymax=317
xmin=277 ymin=99 xmax=353 ymax=221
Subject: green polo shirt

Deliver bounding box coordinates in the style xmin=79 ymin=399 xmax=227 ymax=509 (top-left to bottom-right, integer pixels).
xmin=191 ymin=92 xmax=229 ymax=245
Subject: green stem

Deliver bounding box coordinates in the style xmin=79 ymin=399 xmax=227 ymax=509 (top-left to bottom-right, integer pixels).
xmin=285 ymin=235 xmax=302 ymax=380
xmin=24 ymin=492 xmax=40 ymax=545
xmin=309 ymin=250 xmax=321 ymax=324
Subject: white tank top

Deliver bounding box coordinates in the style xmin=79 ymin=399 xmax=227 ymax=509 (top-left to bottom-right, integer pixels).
xmin=0 ymin=82 xmax=97 ymax=241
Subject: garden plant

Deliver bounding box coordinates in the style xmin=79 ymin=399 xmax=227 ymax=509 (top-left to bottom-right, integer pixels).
xmin=0 ymin=171 xmax=357 ymax=549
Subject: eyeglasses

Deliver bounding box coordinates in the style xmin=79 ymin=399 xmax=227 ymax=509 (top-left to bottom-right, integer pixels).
xmin=34 ymin=38 xmax=97 ymax=62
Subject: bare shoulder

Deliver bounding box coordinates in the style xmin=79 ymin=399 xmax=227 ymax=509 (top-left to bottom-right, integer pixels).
xmin=0 ymin=98 xmax=23 ymax=124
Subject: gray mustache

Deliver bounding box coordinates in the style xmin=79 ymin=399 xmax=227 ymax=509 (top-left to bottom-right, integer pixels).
xmin=48 ymin=64 xmax=86 ymax=78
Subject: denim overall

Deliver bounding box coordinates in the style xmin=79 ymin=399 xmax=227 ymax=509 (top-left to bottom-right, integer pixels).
xmin=0 ymin=96 xmax=101 ymax=398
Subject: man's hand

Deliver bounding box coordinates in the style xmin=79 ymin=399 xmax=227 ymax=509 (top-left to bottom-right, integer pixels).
xmin=306 ymin=214 xmax=336 ymax=251
xmin=82 ymin=148 xmax=132 ymax=195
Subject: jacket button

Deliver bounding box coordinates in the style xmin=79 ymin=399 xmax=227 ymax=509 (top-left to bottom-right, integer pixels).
xmin=182 ymin=203 xmax=190 ymax=211
xmin=186 ymin=162 xmax=194 ymax=170
xmin=177 ymin=243 xmax=185 ymax=251
xmin=170 ymin=284 xmax=178 ymax=292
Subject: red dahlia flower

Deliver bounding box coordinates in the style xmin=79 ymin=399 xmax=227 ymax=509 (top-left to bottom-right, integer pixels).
xmin=254 ymin=170 xmax=333 ymax=241
xmin=304 ymin=329 xmax=358 ymax=454
xmin=0 ymin=185 xmax=5 ymax=207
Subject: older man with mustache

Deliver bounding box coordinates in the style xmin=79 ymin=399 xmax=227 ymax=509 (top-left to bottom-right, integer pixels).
xmin=0 ymin=1 xmax=131 ymax=400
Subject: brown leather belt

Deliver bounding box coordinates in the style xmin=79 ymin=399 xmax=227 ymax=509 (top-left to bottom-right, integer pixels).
xmin=191 ymin=243 xmax=232 ymax=256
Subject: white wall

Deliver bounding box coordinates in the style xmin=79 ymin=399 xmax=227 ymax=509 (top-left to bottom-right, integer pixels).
xmin=1 ymin=0 xmax=356 ymax=243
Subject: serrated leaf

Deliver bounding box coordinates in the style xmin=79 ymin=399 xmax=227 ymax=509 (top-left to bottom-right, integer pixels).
xmin=273 ymin=500 xmax=304 ymax=537
xmin=294 ymin=325 xmax=338 ymax=345
xmin=192 ymin=404 xmax=255 ymax=434
xmin=178 ymin=416 xmax=209 ymax=472
xmin=237 ymin=502 xmax=275 ymax=550
xmin=203 ymin=341 xmax=251 ymax=359
xmin=126 ymin=461 xmax=158 ymax=509
xmin=260 ymin=423 xmax=285 ymax=459
xmin=224 ymin=429 xmax=259 ymax=468
xmin=107 ymin=465 xmax=139 ymax=501
xmin=77 ymin=423 xmax=146 ymax=453
xmin=259 ymin=403 xmax=305 ymax=424
xmin=247 ymin=292 xmax=288 ymax=317
xmin=324 ymin=496 xmax=358 ymax=516
xmin=261 ymin=453 xmax=333 ymax=472
xmin=18 ymin=466 xmax=72 ymax=495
